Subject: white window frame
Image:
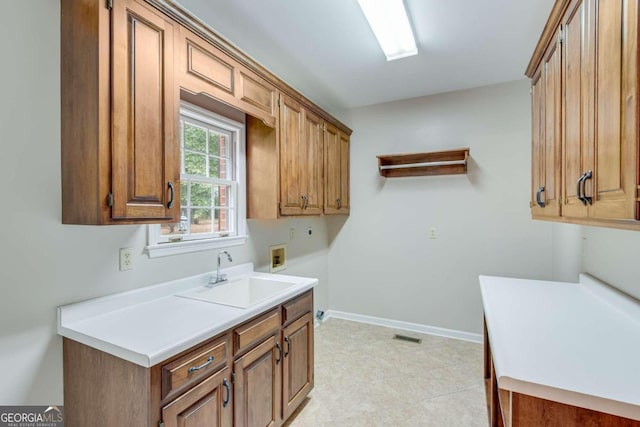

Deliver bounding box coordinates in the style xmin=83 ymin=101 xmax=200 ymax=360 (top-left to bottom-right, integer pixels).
xmin=146 ymin=103 xmax=247 ymax=258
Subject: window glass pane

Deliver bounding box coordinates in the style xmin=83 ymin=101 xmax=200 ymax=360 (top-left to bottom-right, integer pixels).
xmin=180 ymin=181 xmax=188 ymax=206
xmin=213 ymin=209 xmax=230 ymax=232
xmin=184 ymin=123 xmax=207 ymax=152
xmin=190 ymin=182 xmax=212 ymax=207
xmin=191 ymin=208 xmax=211 ymax=234
xmin=213 ymin=185 xmax=231 ymax=208
xmin=209 ymin=157 xmax=230 ymax=179
xmin=209 ymin=132 xmax=227 ymax=157
xmin=160 ymin=208 xmax=189 ymax=236
xmin=184 ymin=152 xmax=206 ymax=176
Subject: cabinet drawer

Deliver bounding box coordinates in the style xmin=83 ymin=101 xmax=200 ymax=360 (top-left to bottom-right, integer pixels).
xmin=282 ymin=291 xmax=312 ymax=325
xmin=233 ymin=309 xmax=280 ymax=355
xmin=162 ymin=335 xmax=228 ymax=400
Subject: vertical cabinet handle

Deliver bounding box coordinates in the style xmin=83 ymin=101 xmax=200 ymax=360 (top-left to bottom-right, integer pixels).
xmin=536 ymin=186 xmax=546 ymax=208
xmin=284 ymin=336 xmax=290 ymax=357
xmin=223 ymin=379 xmax=231 ymax=408
xmin=275 ymin=343 xmax=282 ymax=364
xmin=336 ymin=198 xmax=342 ymax=209
xmin=167 ymin=181 xmax=175 ymax=209
xmin=577 ymin=173 xmax=587 ymax=205
xmin=582 ymin=170 xmax=593 ymax=205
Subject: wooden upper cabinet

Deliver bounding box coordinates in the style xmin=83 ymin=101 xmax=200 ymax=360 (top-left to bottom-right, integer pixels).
xmin=589 ymin=0 xmax=637 ymax=220
xmin=561 ymin=0 xmax=593 ymax=220
xmin=324 ymin=123 xmax=350 ymax=215
xmin=111 ymin=0 xmax=179 ymax=221
xmin=279 ymin=94 xmax=323 ymax=216
xmin=177 ymin=27 xmax=277 ymax=128
xmin=531 ymin=29 xmax=561 ymax=219
xmin=61 ymin=0 xmax=179 ymax=224
xmin=530 ymin=67 xmax=545 ymax=216
xmin=527 ymin=0 xmax=639 ymax=228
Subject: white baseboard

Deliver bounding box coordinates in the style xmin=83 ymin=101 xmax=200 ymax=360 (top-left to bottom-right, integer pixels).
xmin=323 ymin=310 xmax=482 ymax=344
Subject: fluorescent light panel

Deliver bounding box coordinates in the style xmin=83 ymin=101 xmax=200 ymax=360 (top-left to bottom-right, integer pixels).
xmin=357 ymin=0 xmax=417 ymax=61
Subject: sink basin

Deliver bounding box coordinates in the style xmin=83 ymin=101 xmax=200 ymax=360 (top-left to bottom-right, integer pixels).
xmin=178 ymin=276 xmax=297 ymax=308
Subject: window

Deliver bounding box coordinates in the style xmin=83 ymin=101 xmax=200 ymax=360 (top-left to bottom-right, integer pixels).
xmin=146 ymin=103 xmax=246 ymax=257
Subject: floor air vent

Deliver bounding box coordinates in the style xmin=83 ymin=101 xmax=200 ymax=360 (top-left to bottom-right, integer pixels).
xmin=393 ymin=334 xmax=422 ymax=344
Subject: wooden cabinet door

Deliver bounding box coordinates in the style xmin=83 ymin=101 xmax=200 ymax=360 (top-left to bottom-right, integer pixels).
xmin=530 ymin=67 xmax=545 ymax=217
xmin=589 ymin=0 xmax=638 ymax=220
xmin=233 ymin=335 xmax=281 ymax=427
xmin=162 ymin=366 xmax=232 ymax=427
xmin=324 ymin=123 xmax=350 ymax=214
xmin=279 ymin=94 xmax=305 ymax=215
xmin=282 ymin=313 xmax=314 ymax=421
xmin=111 ymin=0 xmax=179 ymax=221
xmin=562 ymin=0 xmax=594 ymax=219
xmin=301 ymin=110 xmax=324 ymax=215
xmin=532 ymin=30 xmax=561 ymax=218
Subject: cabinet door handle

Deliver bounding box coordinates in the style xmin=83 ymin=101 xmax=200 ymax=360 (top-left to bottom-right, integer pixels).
xmin=187 ymin=356 xmax=214 ymax=374
xmin=577 ymin=173 xmax=587 ymax=205
xmin=276 ymin=343 xmax=282 ymax=364
xmin=536 ymin=186 xmax=546 ymax=208
xmin=582 ymin=170 xmax=593 ymax=205
xmin=167 ymin=181 xmax=175 ymax=209
xmin=284 ymin=336 xmax=290 ymax=357
xmin=336 ymin=198 xmax=341 ymax=209
xmin=223 ymin=378 xmax=231 ymax=408
xmin=301 ymin=194 xmax=308 ymax=209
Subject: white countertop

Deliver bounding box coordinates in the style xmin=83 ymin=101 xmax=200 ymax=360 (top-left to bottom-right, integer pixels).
xmin=58 ymin=263 xmax=317 ymax=367
xmin=480 ymin=274 xmax=640 ymax=421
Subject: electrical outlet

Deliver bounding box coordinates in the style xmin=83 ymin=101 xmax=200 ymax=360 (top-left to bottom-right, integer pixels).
xmin=289 ymin=228 xmax=295 ymax=240
xmin=429 ymin=228 xmax=437 ymax=239
xmin=119 ymin=248 xmax=133 ymax=271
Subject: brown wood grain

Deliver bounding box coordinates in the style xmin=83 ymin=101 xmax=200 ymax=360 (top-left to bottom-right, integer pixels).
xmin=162 ymin=366 xmax=232 ymax=427
xmin=281 ymin=312 xmax=314 ymax=421
xmin=282 ymin=290 xmax=312 ymax=326
xmin=279 ymin=93 xmax=305 ymax=215
xmin=233 ymin=335 xmax=281 ymax=427
xmin=246 ymin=116 xmax=280 ymax=219
xmin=324 ymin=123 xmax=350 ymax=214
xmin=525 ymin=0 xmax=572 ymax=77
xmin=63 ymin=338 xmax=151 ymax=427
xmin=233 ymin=309 xmax=281 ymax=356
xmin=161 ymin=335 xmax=228 ymax=401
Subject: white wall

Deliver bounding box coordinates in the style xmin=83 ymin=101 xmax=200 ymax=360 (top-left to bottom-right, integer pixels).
xmin=327 ymin=80 xmax=554 ymax=335
xmin=579 ymin=226 xmax=640 ymax=299
xmin=0 ymin=1 xmax=328 ymax=405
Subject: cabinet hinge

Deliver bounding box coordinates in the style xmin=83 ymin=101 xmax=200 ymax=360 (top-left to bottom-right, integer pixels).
xmin=231 ymin=372 xmax=236 ymax=384
xmin=278 ymin=202 xmax=282 ymax=211
xmin=558 ymin=28 xmax=563 ymax=45
xmin=159 ymin=422 xmax=165 ymax=427
xmin=277 ymin=98 xmax=281 ymax=107
xmin=107 ymin=192 xmax=114 ymax=208
xmin=107 ymin=0 xmax=113 ymax=10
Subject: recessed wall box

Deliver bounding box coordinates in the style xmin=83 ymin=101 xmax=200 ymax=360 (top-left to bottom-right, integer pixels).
xmin=270 ymin=244 xmax=287 ymax=273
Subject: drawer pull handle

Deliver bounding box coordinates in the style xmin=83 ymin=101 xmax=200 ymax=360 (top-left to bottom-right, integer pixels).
xmin=284 ymin=336 xmax=290 ymax=357
xmin=188 ymin=356 xmax=214 ymax=374
xmin=223 ymin=379 xmax=231 ymax=408
xmin=276 ymin=343 xmax=282 ymax=364
xmin=167 ymin=181 xmax=175 ymax=209
xmin=582 ymin=170 xmax=593 ymax=205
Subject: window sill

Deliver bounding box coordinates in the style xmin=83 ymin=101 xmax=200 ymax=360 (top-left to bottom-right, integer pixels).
xmin=145 ymin=235 xmax=247 ymax=258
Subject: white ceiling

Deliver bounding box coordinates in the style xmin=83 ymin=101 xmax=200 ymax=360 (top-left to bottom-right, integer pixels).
xmin=177 ymin=0 xmax=555 ymax=114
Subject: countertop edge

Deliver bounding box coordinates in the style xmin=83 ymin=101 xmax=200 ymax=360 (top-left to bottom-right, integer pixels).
xmin=499 ymin=376 xmax=640 ymax=422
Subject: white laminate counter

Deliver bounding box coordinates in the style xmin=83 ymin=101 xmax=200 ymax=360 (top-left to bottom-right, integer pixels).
xmin=480 ymin=274 xmax=640 ymax=421
xmin=57 ymin=263 xmax=317 ymax=367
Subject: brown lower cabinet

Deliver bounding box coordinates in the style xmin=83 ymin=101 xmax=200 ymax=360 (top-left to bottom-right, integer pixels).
xmin=63 ymin=290 xmax=314 ymax=427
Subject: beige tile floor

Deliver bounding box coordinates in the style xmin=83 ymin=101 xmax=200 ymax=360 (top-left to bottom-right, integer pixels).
xmin=283 ymin=318 xmax=487 ymax=427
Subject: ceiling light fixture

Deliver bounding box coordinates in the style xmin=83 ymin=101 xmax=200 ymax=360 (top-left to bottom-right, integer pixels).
xmin=357 ymin=0 xmax=417 ymax=61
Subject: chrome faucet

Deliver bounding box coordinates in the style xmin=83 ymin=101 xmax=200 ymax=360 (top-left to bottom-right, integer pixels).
xmin=210 ymin=251 xmax=233 ymax=285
